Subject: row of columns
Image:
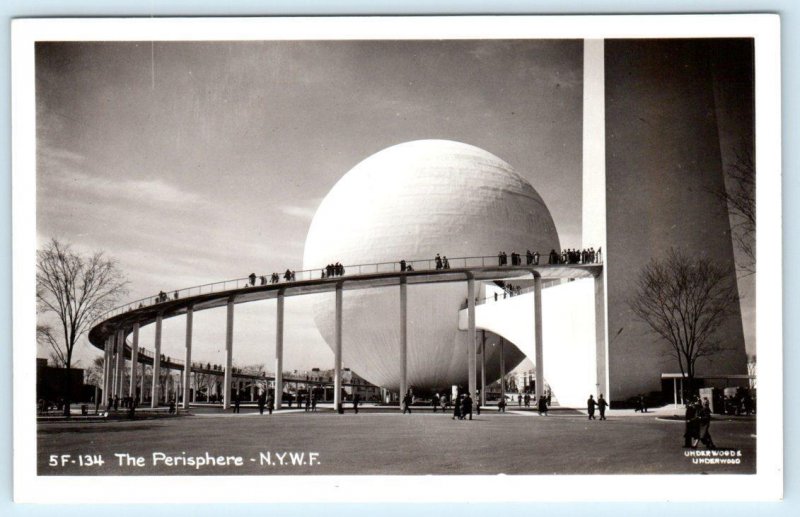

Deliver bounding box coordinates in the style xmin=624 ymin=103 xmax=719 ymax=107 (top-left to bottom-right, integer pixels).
xmin=102 ymin=272 xmax=545 ymax=412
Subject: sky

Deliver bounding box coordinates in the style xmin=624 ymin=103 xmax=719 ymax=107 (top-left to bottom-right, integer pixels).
xmin=35 ymin=40 xmax=585 ymax=372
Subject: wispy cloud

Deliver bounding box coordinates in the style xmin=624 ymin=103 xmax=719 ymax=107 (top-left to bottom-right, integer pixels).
xmin=278 ymin=198 xmax=322 ymax=221
xmin=39 ymin=145 xmax=205 ymax=207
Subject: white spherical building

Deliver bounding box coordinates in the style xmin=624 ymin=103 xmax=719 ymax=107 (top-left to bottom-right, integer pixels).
xmin=303 ymin=140 xmax=559 ymax=392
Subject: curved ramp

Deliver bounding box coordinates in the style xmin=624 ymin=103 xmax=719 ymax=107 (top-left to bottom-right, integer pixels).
xmin=459 ymin=278 xmax=600 ymax=408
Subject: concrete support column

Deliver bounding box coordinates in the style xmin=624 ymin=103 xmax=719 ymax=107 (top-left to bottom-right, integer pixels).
xmin=183 ymin=305 xmax=193 ymax=409
xmin=673 ymin=378 xmax=678 ymax=406
xmin=114 ymin=329 xmax=125 ymax=398
xmin=102 ymin=335 xmax=112 ymax=404
xmin=399 ymin=277 xmax=408 ymax=410
xmin=534 ymin=275 xmax=544 ymax=401
xmin=467 ymin=277 xmax=477 ymax=399
xmin=140 ymin=359 xmax=146 ymax=405
xmin=151 ymin=313 xmax=163 ymax=408
xmin=110 ymin=334 xmax=118 ymax=398
xmin=499 ymin=338 xmax=506 ymax=399
xmin=333 ymin=283 xmax=343 ymax=411
xmin=480 ymin=330 xmax=486 ymax=406
xmin=223 ymin=297 xmax=235 ymax=410
xmin=129 ymin=323 xmax=139 ymax=403
xmin=275 ymin=291 xmax=284 ymax=410
xmin=594 ymin=274 xmax=609 ymax=400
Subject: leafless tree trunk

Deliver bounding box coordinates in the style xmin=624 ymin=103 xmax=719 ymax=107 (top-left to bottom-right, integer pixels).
xmin=629 ymin=248 xmax=739 ymax=399
xmin=36 ymin=238 xmax=128 ymax=416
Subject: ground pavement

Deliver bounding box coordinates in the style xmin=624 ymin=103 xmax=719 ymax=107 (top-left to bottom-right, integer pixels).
xmin=37 ymin=405 xmax=755 ymax=476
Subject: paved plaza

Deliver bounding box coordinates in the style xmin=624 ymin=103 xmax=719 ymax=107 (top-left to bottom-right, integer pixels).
xmin=37 ymin=406 xmax=756 ymax=476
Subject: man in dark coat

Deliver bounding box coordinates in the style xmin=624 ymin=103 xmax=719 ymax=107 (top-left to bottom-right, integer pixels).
xmin=587 ymin=394 xmax=597 ymax=420
xmin=597 ymin=394 xmax=608 ymax=420
xmin=402 ymin=391 xmax=413 ymax=414
xmin=684 ymin=399 xmax=700 ymax=448
xmin=462 ymin=393 xmax=473 ymax=420
xmin=353 ymin=393 xmax=360 ymax=414
xmin=452 ymin=394 xmax=462 ymax=420
xmin=538 ymin=395 xmax=548 ymax=416
xmin=698 ymin=398 xmax=716 ymax=449
xmin=258 ymin=392 xmax=266 ymax=415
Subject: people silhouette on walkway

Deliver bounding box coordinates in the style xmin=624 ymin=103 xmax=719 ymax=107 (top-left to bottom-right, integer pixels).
xmin=587 ymin=394 xmax=596 ymax=420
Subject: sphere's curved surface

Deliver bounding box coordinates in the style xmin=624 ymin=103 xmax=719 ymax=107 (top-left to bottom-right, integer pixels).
xmin=303 ymin=140 xmax=559 ymax=391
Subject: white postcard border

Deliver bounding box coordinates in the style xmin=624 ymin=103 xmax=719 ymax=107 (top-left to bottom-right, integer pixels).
xmin=11 ymin=14 xmax=783 ymax=503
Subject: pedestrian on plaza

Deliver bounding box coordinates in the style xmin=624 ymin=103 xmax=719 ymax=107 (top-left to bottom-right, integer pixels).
xmin=353 ymin=393 xmax=360 ymax=414
xmin=518 ymin=393 xmax=522 ymax=407
xmin=684 ymin=398 xmax=701 ymax=448
xmin=498 ymin=397 xmax=506 ymax=413
xmin=432 ymin=393 xmax=440 ymax=413
xmin=587 ymin=394 xmax=597 ymax=420
xmin=475 ymin=392 xmax=481 ymax=415
xmin=698 ymin=398 xmax=716 ymax=449
xmin=402 ymin=391 xmax=413 ymax=414
xmin=452 ymin=394 xmax=462 ymax=420
xmin=233 ymin=391 xmax=241 ymax=413
xmin=598 ymin=394 xmax=608 ymax=420
xmin=311 ymin=394 xmax=318 ymax=412
xmin=258 ymin=392 xmax=266 ymax=415
xmin=249 ymin=272 xmax=256 ymax=286
xmin=462 ymin=393 xmax=474 ymax=420
xmin=538 ymin=395 xmax=548 ymax=416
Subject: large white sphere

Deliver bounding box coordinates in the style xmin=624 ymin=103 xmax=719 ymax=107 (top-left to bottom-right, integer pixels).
xmin=303 ymin=140 xmax=559 ymax=391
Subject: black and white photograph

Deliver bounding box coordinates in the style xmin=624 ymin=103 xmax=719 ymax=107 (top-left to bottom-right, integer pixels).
xmin=11 ymin=15 xmax=782 ymax=503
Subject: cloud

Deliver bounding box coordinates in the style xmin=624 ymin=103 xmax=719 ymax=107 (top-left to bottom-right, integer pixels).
xmin=39 ymin=145 xmax=205 ymax=208
xmin=278 ymin=198 xmax=322 ymax=221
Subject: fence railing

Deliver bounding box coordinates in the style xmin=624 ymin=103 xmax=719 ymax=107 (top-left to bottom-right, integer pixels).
xmin=101 ymin=252 xmax=602 ymax=320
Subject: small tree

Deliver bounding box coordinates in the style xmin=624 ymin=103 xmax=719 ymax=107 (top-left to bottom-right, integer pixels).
xmin=629 ymin=248 xmax=739 ymax=398
xmin=36 ymin=238 xmax=128 ymax=416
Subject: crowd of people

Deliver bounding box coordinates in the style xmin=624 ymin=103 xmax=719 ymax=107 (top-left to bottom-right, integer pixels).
xmin=498 ymin=247 xmax=602 ymax=267
xmin=493 ymin=284 xmax=522 ymax=301
xmin=322 ymin=262 xmax=345 ymax=278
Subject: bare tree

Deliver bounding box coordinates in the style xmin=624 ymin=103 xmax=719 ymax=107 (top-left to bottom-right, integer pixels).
xmin=193 ymin=371 xmax=212 ymax=401
xmin=84 ymin=356 xmax=105 ymax=388
xmin=629 ymin=248 xmax=739 ymax=397
xmin=37 ymin=323 xmax=65 ymax=367
xmin=715 ymin=148 xmax=755 ymax=275
xmin=36 ymin=238 xmax=128 ymax=416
